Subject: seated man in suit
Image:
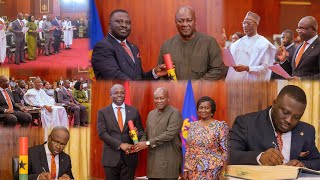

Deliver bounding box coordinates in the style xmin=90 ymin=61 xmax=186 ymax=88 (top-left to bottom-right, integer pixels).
xmin=91 ymin=9 xmax=167 ymax=80
xmin=0 ymin=76 xmax=32 ymax=127
xmin=12 ymin=80 xmax=27 ymax=104
xmin=28 ymin=126 xmax=74 ymax=180
xmin=57 ymin=80 xmax=88 ymax=127
xmin=277 ymin=16 xmax=319 ymax=80
xmin=97 ymin=84 xmax=145 ymax=180
xmin=229 ymin=85 xmax=320 ymax=170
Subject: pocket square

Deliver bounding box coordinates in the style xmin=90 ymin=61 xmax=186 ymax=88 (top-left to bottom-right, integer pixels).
xmin=137 ymin=53 xmax=141 ymax=58
xmin=299 ymin=151 xmax=309 ymax=157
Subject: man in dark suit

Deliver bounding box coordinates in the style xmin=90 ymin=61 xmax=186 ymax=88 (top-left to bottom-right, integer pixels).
xmin=229 ymin=85 xmax=320 ymax=170
xmin=91 ymin=9 xmax=167 ymax=80
xmin=10 ymin=13 xmax=27 ymax=65
xmin=271 ymin=30 xmax=296 ymax=79
xmin=12 ymin=80 xmax=27 ymax=104
xmin=28 ymin=126 xmax=74 ymax=180
xmin=57 ymin=80 xmax=88 ymax=127
xmin=277 ymin=16 xmax=319 ymax=80
xmin=52 ymin=15 xmax=62 ymax=54
xmin=0 ymin=76 xmax=31 ymax=127
xmin=97 ymin=84 xmax=144 ymax=180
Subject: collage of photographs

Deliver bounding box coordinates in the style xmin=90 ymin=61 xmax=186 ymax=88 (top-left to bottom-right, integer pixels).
xmin=0 ymin=0 xmax=319 ymax=180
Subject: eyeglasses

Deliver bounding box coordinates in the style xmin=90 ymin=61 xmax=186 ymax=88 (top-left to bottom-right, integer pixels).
xmin=51 ymin=139 xmax=67 ymax=148
xmin=296 ymin=26 xmax=313 ymax=32
xmin=112 ymin=91 xmax=125 ymax=96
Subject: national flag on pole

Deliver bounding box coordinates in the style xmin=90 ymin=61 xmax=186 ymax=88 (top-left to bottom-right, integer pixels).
xmin=180 ymin=80 xmax=198 ymax=170
xmin=19 ymin=137 xmax=28 ymax=180
xmin=88 ymin=0 xmax=104 ymax=80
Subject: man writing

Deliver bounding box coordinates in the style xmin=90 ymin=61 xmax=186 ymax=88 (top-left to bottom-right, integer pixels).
xmin=158 ymin=6 xmax=226 ymax=80
xmin=28 ymin=126 xmax=74 ymax=180
xmin=229 ymin=85 xmax=320 ymax=170
xmin=135 ymin=87 xmax=183 ymax=179
xmin=91 ymin=9 xmax=167 ymax=80
xmin=97 ymin=84 xmax=144 ymax=180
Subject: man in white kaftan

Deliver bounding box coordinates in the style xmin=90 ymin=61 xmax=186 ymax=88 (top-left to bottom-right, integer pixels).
xmin=62 ymin=17 xmax=73 ymax=49
xmin=0 ymin=18 xmax=6 ymax=64
xmin=226 ymin=11 xmax=276 ymax=81
xmin=24 ymin=78 xmax=68 ymax=128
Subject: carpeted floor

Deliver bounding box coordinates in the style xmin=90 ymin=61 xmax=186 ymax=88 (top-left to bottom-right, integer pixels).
xmin=3 ymin=38 xmax=90 ymax=69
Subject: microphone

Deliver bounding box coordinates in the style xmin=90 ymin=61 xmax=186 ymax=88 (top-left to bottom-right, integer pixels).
xmin=128 ymin=120 xmax=138 ymax=144
xmin=163 ymin=54 xmax=177 ymax=81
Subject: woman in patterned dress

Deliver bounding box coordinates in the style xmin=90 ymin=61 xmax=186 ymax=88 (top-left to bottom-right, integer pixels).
xmin=183 ymin=96 xmax=229 ymax=180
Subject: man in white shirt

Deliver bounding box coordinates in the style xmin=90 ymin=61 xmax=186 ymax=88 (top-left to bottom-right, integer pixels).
xmin=24 ymin=78 xmax=68 ymax=128
xmin=229 ymin=85 xmax=320 ymax=170
xmin=226 ymin=11 xmax=276 ymax=81
xmin=62 ymin=17 xmax=73 ymax=49
xmin=28 ymin=126 xmax=74 ymax=180
xmin=0 ymin=17 xmax=6 ymax=64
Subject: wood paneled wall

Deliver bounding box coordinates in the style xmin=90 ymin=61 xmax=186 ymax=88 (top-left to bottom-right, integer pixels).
xmin=9 ymin=68 xmax=89 ymax=83
xmin=90 ymin=80 xmax=228 ymax=178
xmin=0 ymin=127 xmax=45 ymax=179
xmin=95 ymin=0 xmax=224 ymax=76
xmin=94 ymin=0 xmax=320 ymax=73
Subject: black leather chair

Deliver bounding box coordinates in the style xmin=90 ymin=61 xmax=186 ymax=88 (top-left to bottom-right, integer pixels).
xmin=12 ymin=157 xmax=19 ymax=180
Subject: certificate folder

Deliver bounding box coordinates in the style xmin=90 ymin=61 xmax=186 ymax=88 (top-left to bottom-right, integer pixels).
xmin=228 ymin=165 xmax=320 ymax=180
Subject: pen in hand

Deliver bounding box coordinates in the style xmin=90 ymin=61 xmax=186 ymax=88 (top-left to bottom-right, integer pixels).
xmin=42 ymin=167 xmax=46 ymax=172
xmin=272 ymin=141 xmax=279 ymax=150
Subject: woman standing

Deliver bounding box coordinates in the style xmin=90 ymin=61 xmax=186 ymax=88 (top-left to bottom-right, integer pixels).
xmin=184 ymin=96 xmax=229 ymax=180
xmin=26 ymin=15 xmax=38 ymax=60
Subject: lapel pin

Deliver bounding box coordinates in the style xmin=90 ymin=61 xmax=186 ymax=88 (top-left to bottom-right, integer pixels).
xmin=300 ymin=132 xmax=304 ymax=136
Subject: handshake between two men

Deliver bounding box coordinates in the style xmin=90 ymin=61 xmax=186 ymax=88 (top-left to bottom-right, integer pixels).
xmin=120 ymin=127 xmax=148 ymax=154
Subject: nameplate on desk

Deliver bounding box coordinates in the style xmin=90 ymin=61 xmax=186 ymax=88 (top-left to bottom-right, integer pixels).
xmin=228 ymin=165 xmax=320 ymax=180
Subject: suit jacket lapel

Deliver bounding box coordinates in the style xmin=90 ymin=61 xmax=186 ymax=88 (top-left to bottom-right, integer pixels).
xmin=58 ymin=153 xmax=65 ymax=177
xmin=294 ymin=38 xmax=319 ymax=69
xmin=107 ymin=105 xmax=121 ymax=132
xmin=261 ymin=108 xmax=277 ymax=148
xmin=122 ymin=105 xmax=131 ymax=132
xmin=107 ymin=34 xmax=135 ymax=68
xmin=290 ymin=124 xmax=304 ymax=159
xmin=40 ymin=144 xmax=50 ymax=172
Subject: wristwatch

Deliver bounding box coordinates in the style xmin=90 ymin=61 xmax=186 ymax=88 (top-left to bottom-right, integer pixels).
xmin=146 ymin=141 xmax=150 ymax=146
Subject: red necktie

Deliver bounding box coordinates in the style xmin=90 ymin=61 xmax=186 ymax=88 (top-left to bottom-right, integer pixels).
xmin=20 ymin=20 xmax=24 ymax=27
xmin=51 ymin=154 xmax=56 ymax=179
xmin=295 ymin=41 xmax=308 ymax=67
xmin=117 ymin=107 xmax=123 ymax=131
xmin=276 ymin=132 xmax=283 ymax=152
xmin=66 ymin=89 xmax=74 ymax=103
xmin=120 ymin=42 xmax=134 ymax=62
xmin=3 ymin=90 xmax=13 ymax=111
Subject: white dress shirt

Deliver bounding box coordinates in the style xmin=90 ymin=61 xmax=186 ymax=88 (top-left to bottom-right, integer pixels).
xmin=112 ymin=103 xmax=126 ymax=127
xmin=257 ymin=108 xmax=291 ymax=164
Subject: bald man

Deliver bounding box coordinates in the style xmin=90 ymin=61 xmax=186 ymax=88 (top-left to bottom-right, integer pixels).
xmin=28 ymin=126 xmax=74 ymax=180
xmin=158 ymin=6 xmax=226 ymax=80
xmin=277 ymin=16 xmax=320 ymax=80
xmin=10 ymin=13 xmax=27 ymax=64
xmin=97 ymin=84 xmax=144 ymax=180
xmin=135 ymin=87 xmax=183 ymax=179
xmin=0 ymin=75 xmax=32 ymax=127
